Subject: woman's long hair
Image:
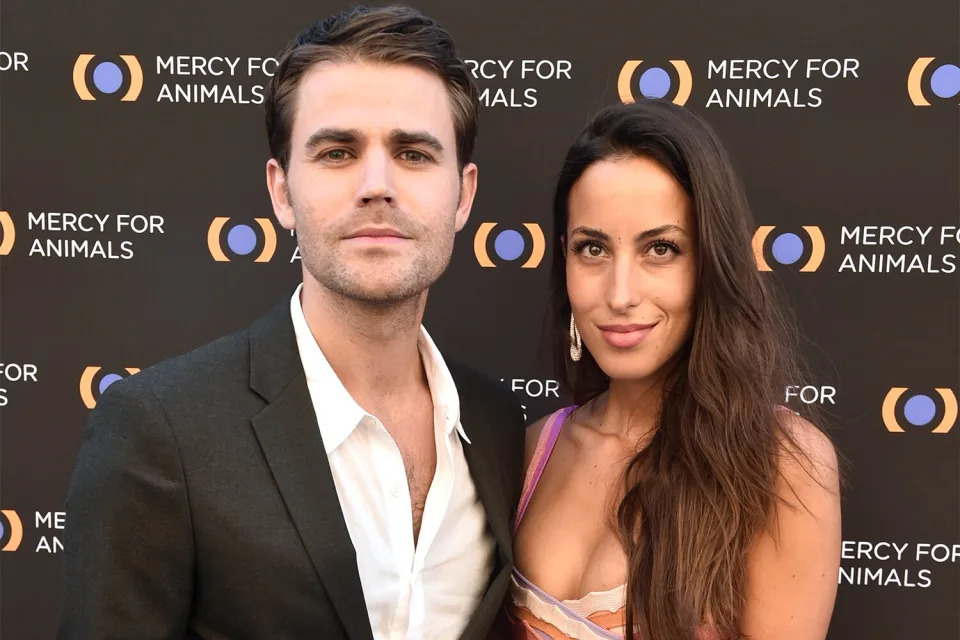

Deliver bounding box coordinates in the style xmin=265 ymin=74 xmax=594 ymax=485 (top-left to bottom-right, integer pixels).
xmin=550 ymin=100 xmax=820 ymax=639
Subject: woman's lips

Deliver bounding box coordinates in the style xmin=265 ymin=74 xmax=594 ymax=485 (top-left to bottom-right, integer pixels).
xmin=597 ymin=323 xmax=657 ymax=349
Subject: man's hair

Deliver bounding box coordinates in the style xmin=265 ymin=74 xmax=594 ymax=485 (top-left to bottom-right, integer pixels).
xmin=265 ymin=5 xmax=479 ymax=172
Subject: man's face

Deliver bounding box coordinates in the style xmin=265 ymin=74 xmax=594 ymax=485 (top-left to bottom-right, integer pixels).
xmin=267 ymin=60 xmax=477 ymax=304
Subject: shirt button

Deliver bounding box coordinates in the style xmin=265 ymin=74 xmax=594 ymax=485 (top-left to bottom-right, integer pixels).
xmin=390 ymin=485 xmax=400 ymax=498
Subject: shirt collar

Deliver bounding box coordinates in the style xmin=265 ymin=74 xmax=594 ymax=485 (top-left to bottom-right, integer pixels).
xmin=417 ymin=321 xmax=470 ymax=444
xmin=290 ymin=284 xmax=470 ymax=454
xmin=290 ymin=284 xmax=365 ymax=454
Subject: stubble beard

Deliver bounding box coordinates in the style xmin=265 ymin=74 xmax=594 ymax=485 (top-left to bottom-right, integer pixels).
xmin=295 ymin=209 xmax=456 ymax=308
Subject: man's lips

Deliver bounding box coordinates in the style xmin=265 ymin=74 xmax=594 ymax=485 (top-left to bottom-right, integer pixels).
xmin=344 ymin=226 xmax=410 ymax=239
xmin=343 ymin=227 xmax=411 ymax=245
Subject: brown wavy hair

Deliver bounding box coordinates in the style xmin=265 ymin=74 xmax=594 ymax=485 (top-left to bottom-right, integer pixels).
xmin=550 ymin=100 xmax=821 ymax=639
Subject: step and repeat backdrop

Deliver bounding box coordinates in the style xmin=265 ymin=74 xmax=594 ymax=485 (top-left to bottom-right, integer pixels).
xmin=1 ymin=0 xmax=958 ymax=638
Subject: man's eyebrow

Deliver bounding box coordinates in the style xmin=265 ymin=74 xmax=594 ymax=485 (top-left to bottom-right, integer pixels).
xmin=303 ymin=128 xmax=364 ymax=152
xmin=388 ymin=129 xmax=444 ymax=154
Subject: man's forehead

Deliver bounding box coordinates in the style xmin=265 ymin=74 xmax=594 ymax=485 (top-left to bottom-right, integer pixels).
xmin=291 ymin=61 xmax=455 ymax=141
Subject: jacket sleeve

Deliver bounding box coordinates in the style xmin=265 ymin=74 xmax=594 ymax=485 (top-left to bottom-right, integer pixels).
xmin=57 ymin=379 xmax=194 ymax=639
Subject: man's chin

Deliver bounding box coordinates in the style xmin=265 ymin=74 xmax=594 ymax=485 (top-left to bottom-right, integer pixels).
xmin=327 ymin=279 xmax=429 ymax=306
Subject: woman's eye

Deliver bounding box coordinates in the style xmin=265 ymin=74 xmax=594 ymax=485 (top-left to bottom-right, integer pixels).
xmin=649 ymin=241 xmax=680 ymax=258
xmin=576 ymin=242 xmax=604 ymax=258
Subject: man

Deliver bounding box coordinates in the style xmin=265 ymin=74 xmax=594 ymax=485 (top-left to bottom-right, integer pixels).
xmin=58 ymin=6 xmax=525 ymax=639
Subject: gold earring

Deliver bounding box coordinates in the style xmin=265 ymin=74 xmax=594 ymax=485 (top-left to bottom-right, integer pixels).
xmin=569 ymin=313 xmax=582 ymax=362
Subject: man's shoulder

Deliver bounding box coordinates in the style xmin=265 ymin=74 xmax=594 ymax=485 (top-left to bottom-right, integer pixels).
xmin=111 ymin=325 xmax=253 ymax=405
xmin=446 ymin=358 xmax=522 ymax=422
xmin=118 ymin=297 xmax=293 ymax=406
xmin=446 ymin=358 xmax=502 ymax=396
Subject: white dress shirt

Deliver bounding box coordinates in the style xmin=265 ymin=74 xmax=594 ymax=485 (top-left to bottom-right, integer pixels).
xmin=290 ymin=285 xmax=495 ymax=640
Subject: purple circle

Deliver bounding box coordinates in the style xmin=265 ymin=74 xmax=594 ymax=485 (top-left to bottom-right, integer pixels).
xmin=0 ymin=519 xmax=5 ymax=539
xmin=904 ymin=394 xmax=936 ymax=426
xmin=93 ymin=62 xmax=124 ymax=94
xmin=99 ymin=373 xmax=123 ymax=395
xmin=638 ymin=67 xmax=671 ymax=99
xmin=771 ymin=233 xmax=805 ymax=265
xmin=494 ymin=230 xmax=525 ymax=261
xmin=930 ymin=64 xmax=960 ymax=99
xmin=227 ymin=225 xmax=257 ymax=256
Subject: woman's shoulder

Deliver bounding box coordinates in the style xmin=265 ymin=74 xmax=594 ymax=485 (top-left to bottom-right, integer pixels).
xmin=524 ymin=405 xmax=577 ymax=472
xmin=773 ymin=407 xmax=839 ymax=491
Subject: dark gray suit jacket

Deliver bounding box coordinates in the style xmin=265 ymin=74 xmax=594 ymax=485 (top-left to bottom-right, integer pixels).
xmin=57 ymin=298 xmax=525 ymax=639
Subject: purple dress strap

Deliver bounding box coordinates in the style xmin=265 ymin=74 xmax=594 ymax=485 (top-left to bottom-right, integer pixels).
xmin=513 ymin=405 xmax=576 ymax=534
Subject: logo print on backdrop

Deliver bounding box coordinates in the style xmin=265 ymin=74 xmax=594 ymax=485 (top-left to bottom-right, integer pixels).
xmin=752 ymin=225 xmax=825 ymax=272
xmin=473 ymin=222 xmax=545 ymax=268
xmin=0 ymin=51 xmax=29 ymax=72
xmin=0 ymin=510 xmax=23 ymax=552
xmin=883 ymin=388 xmax=958 ymax=434
xmin=80 ymin=366 xmax=141 ymax=409
xmin=0 ymin=211 xmax=15 ymax=255
xmin=73 ymin=54 xmax=143 ymax=101
xmin=618 ymin=60 xmax=693 ymax=105
xmin=908 ymin=58 xmax=960 ymax=106
xmin=207 ymin=217 xmax=277 ymax=262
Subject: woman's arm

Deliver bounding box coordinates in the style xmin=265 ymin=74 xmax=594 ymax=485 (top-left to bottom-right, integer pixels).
xmin=741 ymin=413 xmax=842 ymax=640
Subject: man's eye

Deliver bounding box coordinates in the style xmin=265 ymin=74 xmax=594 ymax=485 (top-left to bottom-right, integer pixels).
xmin=324 ymin=149 xmax=349 ymax=161
xmin=400 ymin=150 xmax=428 ymax=163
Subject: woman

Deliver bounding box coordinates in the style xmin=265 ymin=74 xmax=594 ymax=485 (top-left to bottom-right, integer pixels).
xmin=506 ymin=101 xmax=841 ymax=640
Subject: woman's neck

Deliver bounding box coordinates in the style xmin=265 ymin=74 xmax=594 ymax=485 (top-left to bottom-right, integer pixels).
xmin=586 ymin=375 xmax=666 ymax=445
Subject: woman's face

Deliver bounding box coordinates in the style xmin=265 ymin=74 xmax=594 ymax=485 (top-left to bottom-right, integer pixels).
xmin=566 ymin=155 xmax=697 ymax=383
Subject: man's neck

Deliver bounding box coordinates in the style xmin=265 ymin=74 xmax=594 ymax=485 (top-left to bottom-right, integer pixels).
xmin=299 ymin=278 xmax=428 ymax=402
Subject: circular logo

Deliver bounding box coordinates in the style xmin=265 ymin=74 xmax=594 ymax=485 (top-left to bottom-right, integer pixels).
xmin=753 ymin=225 xmax=825 ymax=272
xmin=473 ymin=222 xmax=545 ymax=269
xmin=638 ymin=67 xmax=672 ymax=99
xmin=771 ymin=232 xmax=805 ymax=265
xmin=0 ymin=510 xmax=23 ymax=552
xmin=207 ymin=218 xmax=277 ymax=263
xmin=493 ymin=229 xmax=525 ymax=261
xmin=903 ymin=393 xmax=937 ymax=427
xmin=92 ymin=62 xmax=124 ymax=94
xmin=98 ymin=373 xmax=124 ymax=395
xmin=618 ymin=60 xmax=692 ymax=106
xmin=930 ymin=63 xmax=960 ymax=99
xmin=227 ymin=225 xmax=258 ymax=256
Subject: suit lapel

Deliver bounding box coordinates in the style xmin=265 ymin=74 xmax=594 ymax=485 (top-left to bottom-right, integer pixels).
xmin=248 ymin=300 xmax=374 ymax=640
xmin=453 ymin=367 xmax=513 ymax=569
xmin=452 ymin=363 xmax=519 ymax=640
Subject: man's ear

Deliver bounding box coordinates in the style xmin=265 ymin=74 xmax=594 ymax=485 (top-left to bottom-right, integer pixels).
xmin=266 ymin=158 xmax=295 ymax=231
xmin=453 ymin=162 xmax=478 ymax=232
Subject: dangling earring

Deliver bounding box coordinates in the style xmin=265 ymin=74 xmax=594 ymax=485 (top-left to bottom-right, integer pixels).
xmin=569 ymin=313 xmax=582 ymax=362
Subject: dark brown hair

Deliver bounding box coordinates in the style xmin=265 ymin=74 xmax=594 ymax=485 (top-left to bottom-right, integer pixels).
xmin=265 ymin=5 xmax=478 ymax=172
xmin=551 ymin=100 xmax=821 ymax=639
